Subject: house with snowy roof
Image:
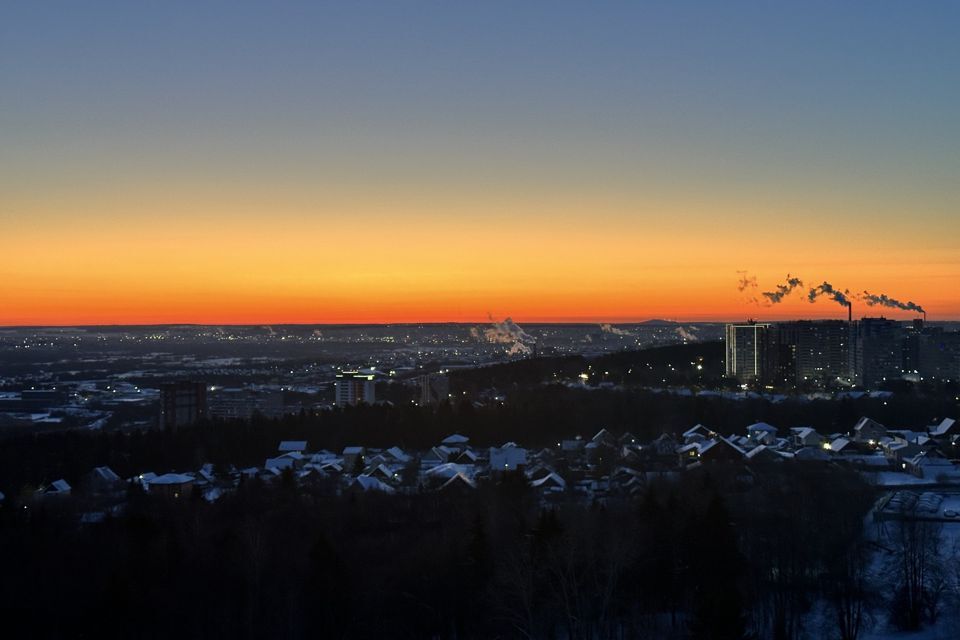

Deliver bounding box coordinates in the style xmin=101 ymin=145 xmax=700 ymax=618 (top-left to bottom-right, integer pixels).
xmin=790 ymin=427 xmax=822 ymax=448
xmin=929 ymin=418 xmax=958 ymax=439
xmin=264 ymin=456 xmax=295 ymax=471
xmin=530 ymin=472 xmax=566 ymax=491
xmin=650 ymin=433 xmax=679 ymax=457
xmin=852 ymin=417 xmax=887 ymax=444
xmin=40 ymin=479 xmax=72 ymax=497
xmin=85 ymin=466 xmax=123 ymax=495
xmin=439 ymin=473 xmax=477 ymax=494
xmin=423 ymin=463 xmax=474 ymax=488
xmin=454 ymin=449 xmax=480 ymax=465
xmin=145 ymin=473 xmax=193 ymax=498
xmin=591 ymin=428 xmax=617 ymax=447
xmin=827 ymin=437 xmax=853 ymax=454
xmin=490 ymin=445 xmax=527 ymax=473
xmin=385 ymin=446 xmax=411 ymax=464
xmin=681 ymin=437 xmax=746 ymax=467
xmin=745 ymin=445 xmax=790 ymax=464
xmin=440 ymin=433 xmax=470 ymax=451
xmin=362 ymin=464 xmax=399 ymax=485
xmin=746 ymin=422 xmax=778 ymax=445
xmin=421 ymin=446 xmax=453 ymax=468
xmin=904 ymin=450 xmax=960 ymax=480
xmin=682 ymin=424 xmax=715 ymax=445
xmin=278 ymin=440 xmax=308 ymax=453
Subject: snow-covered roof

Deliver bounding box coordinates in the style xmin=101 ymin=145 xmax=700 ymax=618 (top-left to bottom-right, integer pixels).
xmin=853 ymin=416 xmax=886 ymax=433
xmin=48 ymin=479 xmax=71 ymax=493
xmin=699 ymin=437 xmax=747 ymax=457
xmin=908 ymin=450 xmax=955 ymax=468
xmin=424 ymin=463 xmax=474 ymax=481
xmin=456 ymin=449 xmax=480 ymax=462
xmin=591 ymin=428 xmax=615 ymax=443
xmin=92 ymin=466 xmax=121 ymax=482
xmin=683 ymin=424 xmax=713 ymax=438
xmin=385 ymin=446 xmax=411 ymax=462
xmin=342 ymin=446 xmax=365 ymax=455
xmin=531 ymin=472 xmax=566 ymax=489
xmin=439 ymin=473 xmax=477 ymax=491
xmin=829 ymin=437 xmax=851 ymax=452
xmin=147 ymin=473 xmax=194 ymax=485
xmin=278 ymin=440 xmax=308 ymax=452
xmin=746 ymin=422 xmax=777 ymax=433
xmin=265 ymin=456 xmax=294 ymax=470
xmin=362 ymin=464 xmax=398 ymax=481
xmin=441 ymin=433 xmax=470 ymax=445
xmin=931 ymin=418 xmax=957 ymax=437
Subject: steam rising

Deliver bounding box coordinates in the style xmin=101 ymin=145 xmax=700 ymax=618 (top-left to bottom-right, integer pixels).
xmin=473 ymin=316 xmax=536 ymax=355
xmin=762 ymin=275 xmax=804 ymax=305
xmin=860 ymin=291 xmax=925 ymax=315
xmin=600 ymin=323 xmax=635 ymax=337
xmin=675 ymin=326 xmax=699 ymax=342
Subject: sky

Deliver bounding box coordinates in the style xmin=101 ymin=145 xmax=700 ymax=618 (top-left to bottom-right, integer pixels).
xmin=2 ymin=1 xmax=959 ymax=325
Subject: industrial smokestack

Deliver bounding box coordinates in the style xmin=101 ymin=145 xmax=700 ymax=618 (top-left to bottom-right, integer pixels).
xmin=848 ymin=303 xmax=852 ymax=323
xmin=808 ymin=281 xmax=852 ymax=318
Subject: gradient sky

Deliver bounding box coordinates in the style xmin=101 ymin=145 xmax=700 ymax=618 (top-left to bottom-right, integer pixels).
xmin=2 ymin=1 xmax=959 ymax=324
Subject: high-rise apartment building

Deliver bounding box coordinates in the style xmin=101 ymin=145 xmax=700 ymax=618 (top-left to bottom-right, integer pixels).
xmin=854 ymin=317 xmax=903 ymax=387
xmin=418 ymin=373 xmax=450 ymax=405
xmin=159 ymin=381 xmax=207 ymax=431
xmin=724 ymin=322 xmax=775 ymax=383
xmin=334 ymin=370 xmax=376 ymax=406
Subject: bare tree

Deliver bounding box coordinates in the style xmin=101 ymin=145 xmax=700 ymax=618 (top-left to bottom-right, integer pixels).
xmin=889 ymin=518 xmax=942 ymax=631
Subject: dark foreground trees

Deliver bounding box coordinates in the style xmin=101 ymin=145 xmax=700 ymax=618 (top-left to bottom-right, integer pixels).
xmin=0 ymin=464 xmax=883 ymax=640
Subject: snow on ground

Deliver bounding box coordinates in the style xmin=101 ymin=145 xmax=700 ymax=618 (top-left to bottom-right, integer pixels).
xmin=863 ymin=621 xmax=960 ymax=640
xmin=863 ymin=472 xmax=941 ymax=487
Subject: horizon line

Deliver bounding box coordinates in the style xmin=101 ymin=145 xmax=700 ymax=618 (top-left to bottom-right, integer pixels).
xmin=0 ymin=316 xmax=947 ymax=330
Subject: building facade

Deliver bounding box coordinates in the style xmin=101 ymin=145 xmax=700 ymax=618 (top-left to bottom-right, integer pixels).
xmin=159 ymin=381 xmax=207 ymax=431
xmin=725 ymin=322 xmax=775 ymax=383
xmin=334 ymin=371 xmax=376 ymax=406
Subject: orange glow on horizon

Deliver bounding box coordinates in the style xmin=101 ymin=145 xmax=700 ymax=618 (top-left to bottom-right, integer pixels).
xmin=2 ymin=190 xmax=957 ymax=325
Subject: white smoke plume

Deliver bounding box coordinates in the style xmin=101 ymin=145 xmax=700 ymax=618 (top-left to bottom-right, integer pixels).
xmin=311 ymin=329 xmax=324 ymax=339
xmin=506 ymin=341 xmax=532 ymax=356
xmin=261 ymin=325 xmax=276 ymax=336
xmin=600 ymin=323 xmax=635 ymax=337
xmin=482 ymin=316 xmax=535 ymax=345
xmin=675 ymin=326 xmax=699 ymax=342
xmin=472 ymin=316 xmax=536 ymax=355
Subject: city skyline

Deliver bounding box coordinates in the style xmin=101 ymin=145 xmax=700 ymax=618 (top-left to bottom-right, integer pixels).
xmin=3 ymin=2 xmax=959 ymax=324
